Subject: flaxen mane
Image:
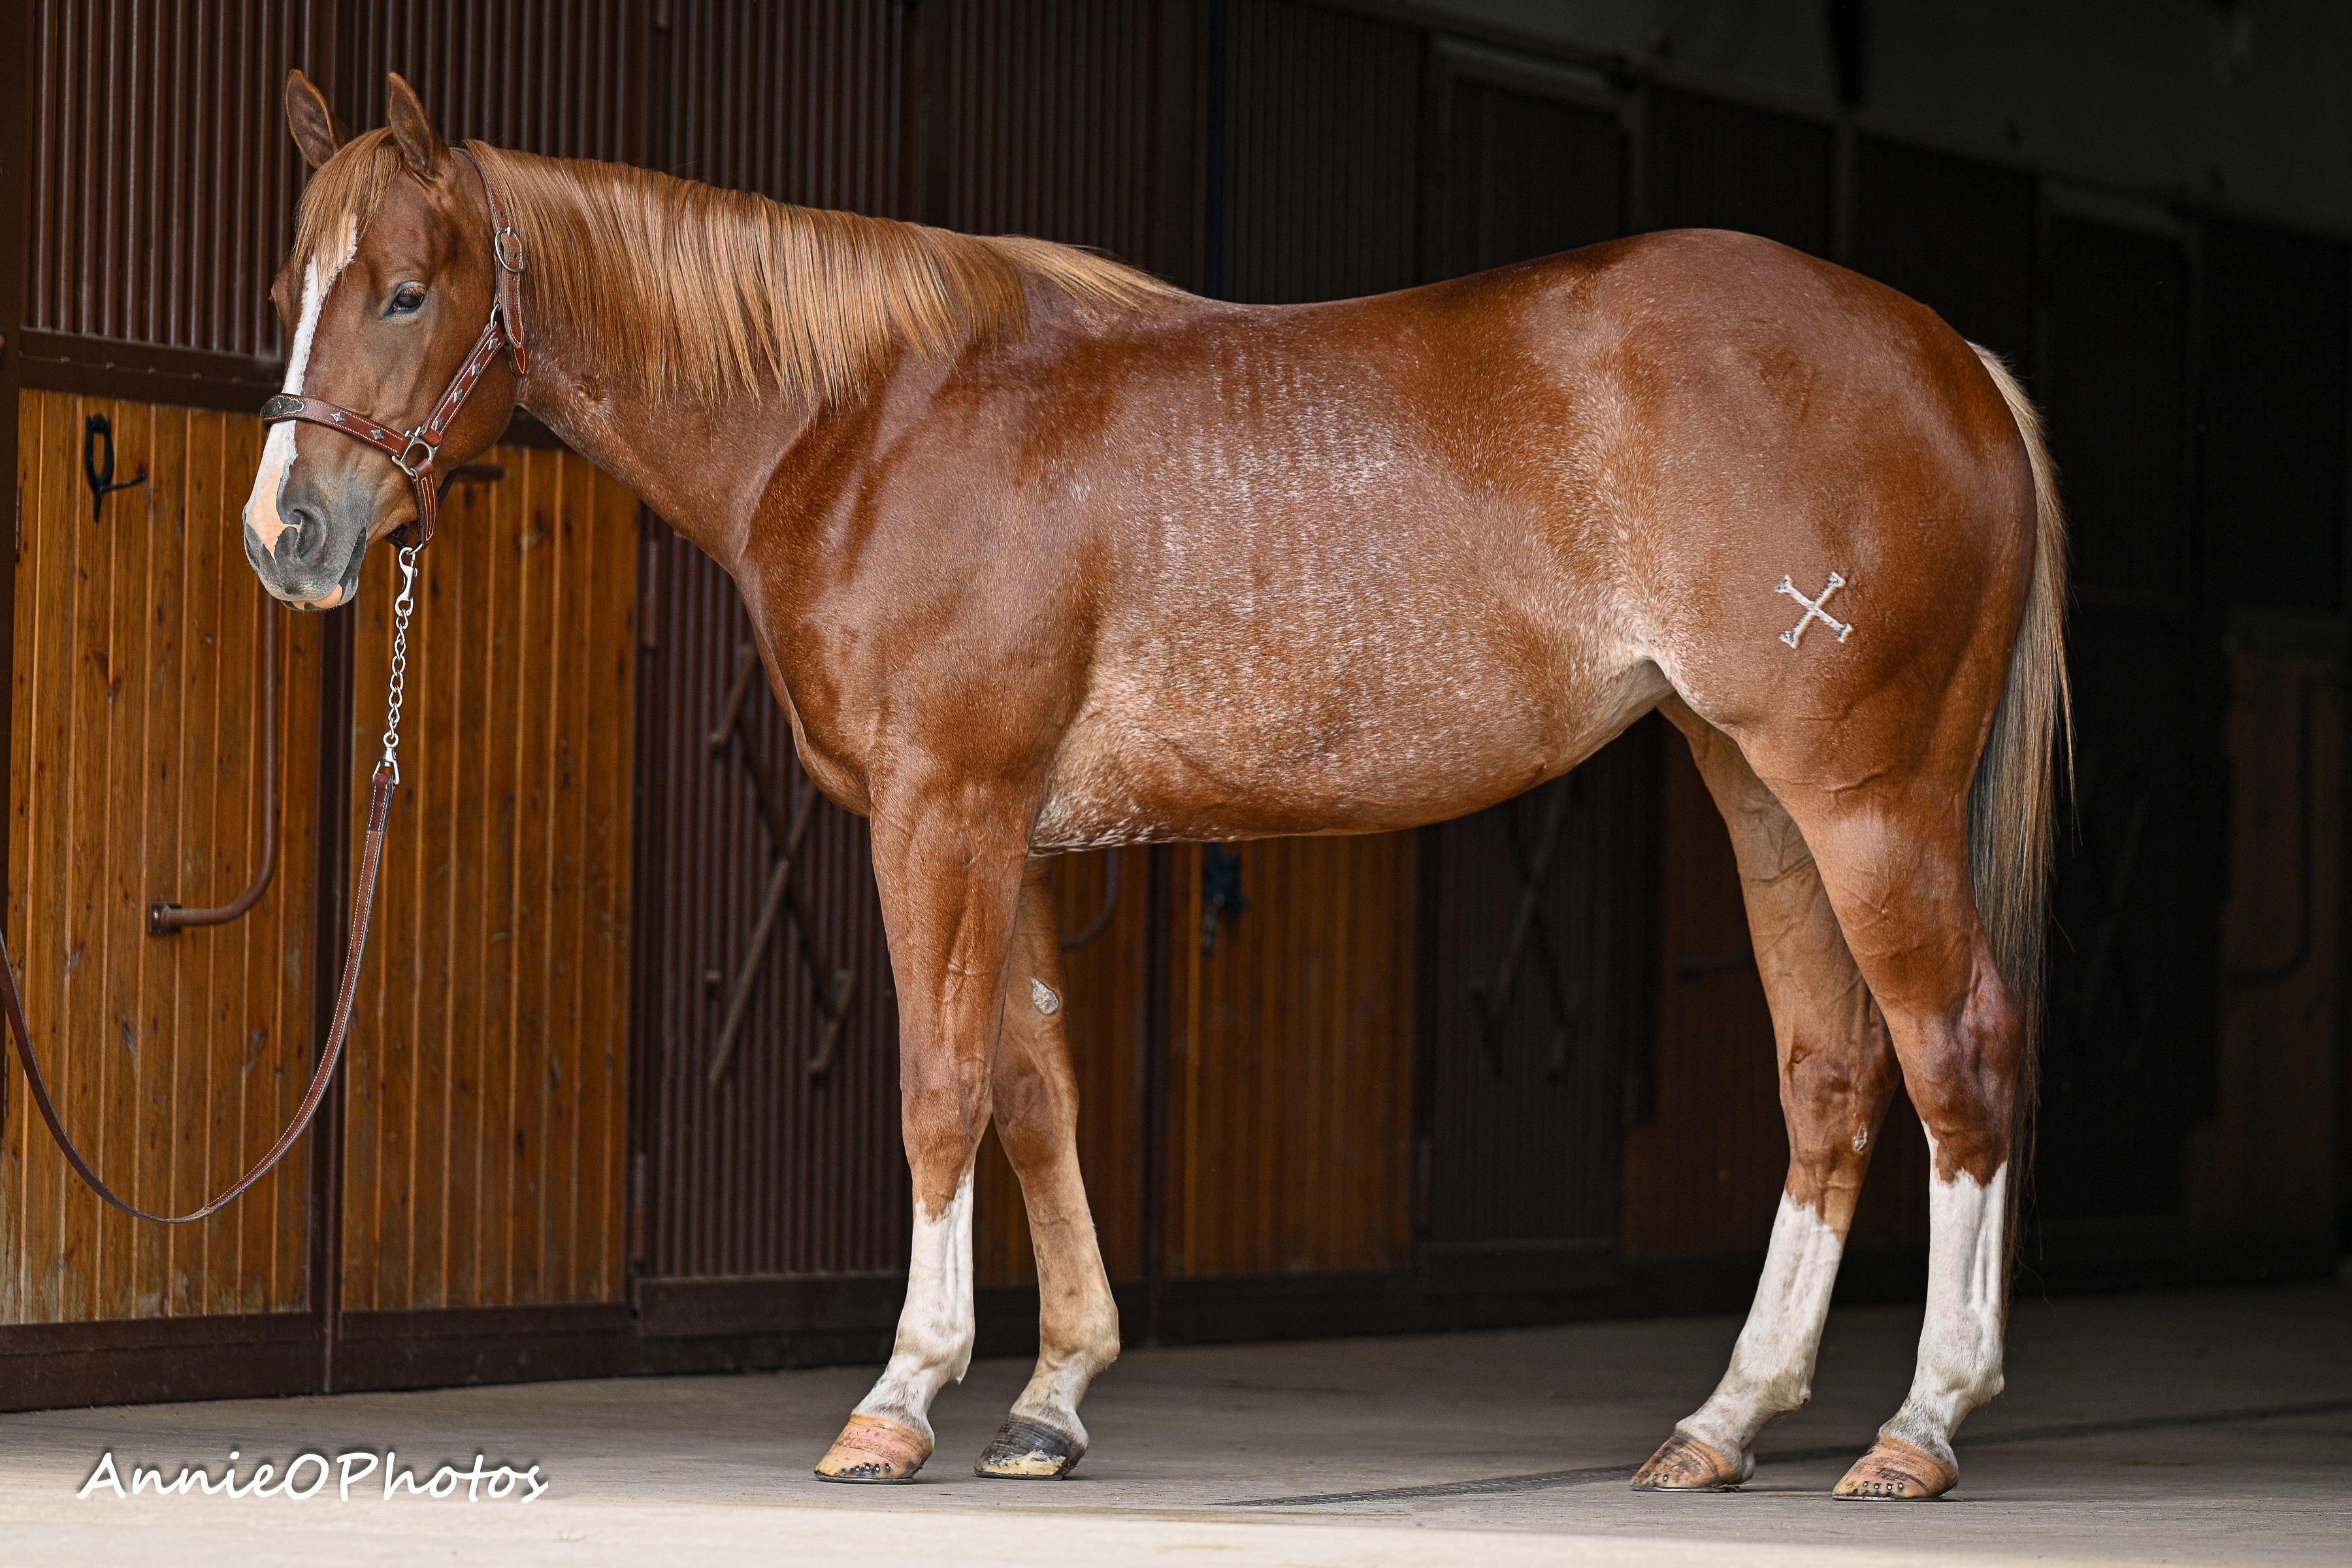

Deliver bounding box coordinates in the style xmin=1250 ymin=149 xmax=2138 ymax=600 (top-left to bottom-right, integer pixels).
xmin=293 ymin=129 xmax=1173 ymax=404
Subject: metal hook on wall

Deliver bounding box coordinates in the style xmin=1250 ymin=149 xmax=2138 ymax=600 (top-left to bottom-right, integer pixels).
xmin=82 ymin=413 xmax=147 ymax=520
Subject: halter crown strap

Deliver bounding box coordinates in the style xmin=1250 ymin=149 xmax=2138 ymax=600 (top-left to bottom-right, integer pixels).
xmin=259 ymin=146 xmax=529 ymax=550
xmin=465 ymin=144 xmax=531 ymax=377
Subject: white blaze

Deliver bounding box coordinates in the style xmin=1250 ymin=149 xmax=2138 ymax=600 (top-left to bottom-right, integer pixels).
xmin=1674 ymin=1191 xmax=1845 ymax=1475
xmin=851 ymin=1175 xmax=975 ymax=1441
xmin=244 ymin=216 xmax=357 ymax=559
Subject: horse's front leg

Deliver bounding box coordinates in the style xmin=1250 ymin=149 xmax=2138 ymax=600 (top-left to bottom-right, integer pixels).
xmin=973 ymin=860 xmax=1120 ymax=1478
xmin=813 ymin=797 xmax=1030 ymax=1484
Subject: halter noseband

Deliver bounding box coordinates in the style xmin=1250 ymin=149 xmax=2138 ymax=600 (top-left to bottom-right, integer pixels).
xmin=259 ymin=146 xmax=530 ymax=551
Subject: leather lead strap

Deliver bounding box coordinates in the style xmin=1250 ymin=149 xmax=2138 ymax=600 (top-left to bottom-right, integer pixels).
xmin=0 ymin=764 xmax=397 ymax=1224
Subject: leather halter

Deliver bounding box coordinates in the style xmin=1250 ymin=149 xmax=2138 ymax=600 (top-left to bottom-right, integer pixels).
xmin=259 ymin=145 xmax=530 ymax=551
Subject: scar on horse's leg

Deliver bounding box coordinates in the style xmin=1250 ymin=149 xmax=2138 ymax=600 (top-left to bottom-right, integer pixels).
xmin=1633 ymin=703 xmax=1902 ymax=1493
xmin=1771 ymin=780 xmax=2021 ymax=1503
xmin=974 ymin=862 xmax=1121 ymax=1479
xmin=815 ymin=815 xmax=1028 ymax=1484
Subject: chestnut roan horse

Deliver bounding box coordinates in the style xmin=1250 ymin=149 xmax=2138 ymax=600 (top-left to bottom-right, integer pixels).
xmin=247 ymin=74 xmax=2065 ymax=1502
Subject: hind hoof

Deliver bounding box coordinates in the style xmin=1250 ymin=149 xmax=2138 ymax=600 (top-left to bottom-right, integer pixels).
xmin=1632 ymin=1431 xmax=1743 ymax=1490
xmin=1833 ymin=1437 xmax=1955 ymax=1500
xmin=815 ymin=1413 xmax=930 ymax=1483
xmin=975 ymin=1416 xmax=1084 ymax=1478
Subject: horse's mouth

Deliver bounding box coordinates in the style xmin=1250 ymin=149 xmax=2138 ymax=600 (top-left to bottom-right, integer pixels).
xmin=267 ymin=542 xmax=366 ymax=612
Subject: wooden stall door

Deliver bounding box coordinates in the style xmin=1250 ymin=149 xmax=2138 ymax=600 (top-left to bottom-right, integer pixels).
xmin=628 ymin=525 xmax=907 ymax=1297
xmin=4 ymin=391 xmax=321 ymax=1322
xmin=1422 ymin=730 xmax=1656 ymax=1281
xmin=337 ymin=446 xmax=636 ymax=1313
xmin=1168 ymin=836 xmax=1418 ymax=1280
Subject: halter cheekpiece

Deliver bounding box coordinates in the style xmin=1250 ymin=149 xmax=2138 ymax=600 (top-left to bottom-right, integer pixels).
xmin=259 ymin=145 xmax=530 ymax=550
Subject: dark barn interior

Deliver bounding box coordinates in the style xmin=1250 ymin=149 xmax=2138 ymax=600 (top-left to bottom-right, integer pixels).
xmin=0 ymin=0 xmax=2344 ymax=1436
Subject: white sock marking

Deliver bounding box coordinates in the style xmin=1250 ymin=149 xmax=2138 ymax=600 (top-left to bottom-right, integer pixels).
xmin=1675 ymin=1192 xmax=1844 ymax=1474
xmin=853 ymin=1175 xmax=975 ymax=1441
xmin=1880 ymin=1141 xmax=2008 ymax=1468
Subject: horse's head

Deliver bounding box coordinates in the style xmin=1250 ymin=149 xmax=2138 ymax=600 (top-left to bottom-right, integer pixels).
xmin=244 ymin=71 xmax=521 ymax=608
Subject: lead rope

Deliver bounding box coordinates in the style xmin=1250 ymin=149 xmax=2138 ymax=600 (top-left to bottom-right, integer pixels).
xmin=0 ymin=554 xmax=419 ymax=1224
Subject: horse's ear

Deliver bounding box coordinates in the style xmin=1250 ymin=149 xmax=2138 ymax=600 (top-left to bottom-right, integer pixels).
xmin=284 ymin=69 xmax=344 ymax=171
xmin=385 ymin=73 xmax=448 ymax=180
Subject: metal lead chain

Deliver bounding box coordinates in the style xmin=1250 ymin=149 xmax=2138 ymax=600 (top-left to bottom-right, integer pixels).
xmin=380 ymin=546 xmax=419 ymax=782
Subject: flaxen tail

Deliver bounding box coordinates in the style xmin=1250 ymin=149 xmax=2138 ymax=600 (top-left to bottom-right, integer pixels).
xmin=1965 ymin=345 xmax=2071 ymax=1232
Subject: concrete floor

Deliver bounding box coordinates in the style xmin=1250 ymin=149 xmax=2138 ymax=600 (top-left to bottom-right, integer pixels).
xmin=0 ymin=1276 xmax=2342 ymax=1566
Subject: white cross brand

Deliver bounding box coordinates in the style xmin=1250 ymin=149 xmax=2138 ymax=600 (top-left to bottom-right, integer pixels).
xmin=1776 ymin=572 xmax=1852 ymax=649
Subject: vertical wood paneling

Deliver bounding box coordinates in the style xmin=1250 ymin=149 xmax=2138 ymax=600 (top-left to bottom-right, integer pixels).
xmin=340 ymin=1 xmax=642 ymax=164
xmin=27 ymin=1 xmax=326 ymax=357
xmin=2198 ymin=220 xmax=2349 ymax=611
xmin=657 ymin=0 xmax=904 ymax=216
xmin=1850 ymin=137 xmax=2038 ymax=370
xmin=939 ymin=0 xmax=1166 ymax=266
xmin=1433 ymin=78 xmax=1624 ymax=282
xmin=1166 ymin=834 xmax=1415 ymax=1277
xmin=1424 ymin=728 xmax=1657 ymax=1250
xmin=1643 ymin=88 xmax=1833 ymax=258
xmin=1224 ymin=0 xmax=1421 ymax=304
xmin=3 ymin=391 xmax=321 ymax=1323
xmin=629 ymin=529 xmax=906 ymax=1282
xmin=338 ymin=442 xmax=634 ymax=1311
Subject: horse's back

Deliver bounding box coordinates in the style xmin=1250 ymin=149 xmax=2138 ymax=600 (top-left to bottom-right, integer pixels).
xmin=996 ymin=231 xmax=2034 ymax=848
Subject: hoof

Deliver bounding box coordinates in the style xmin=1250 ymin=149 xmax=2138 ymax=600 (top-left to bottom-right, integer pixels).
xmin=974 ymin=1416 xmax=1085 ymax=1479
xmin=1833 ymin=1437 xmax=1955 ymax=1501
xmin=814 ymin=1413 xmax=930 ymax=1483
xmin=1632 ymin=1431 xmax=1744 ymax=1491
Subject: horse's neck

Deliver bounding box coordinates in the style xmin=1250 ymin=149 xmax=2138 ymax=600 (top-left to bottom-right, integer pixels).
xmin=515 ymin=315 xmax=815 ymax=568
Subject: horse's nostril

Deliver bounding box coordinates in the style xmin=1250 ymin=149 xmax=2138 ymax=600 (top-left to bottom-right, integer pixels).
xmin=285 ymin=504 xmax=325 ymax=561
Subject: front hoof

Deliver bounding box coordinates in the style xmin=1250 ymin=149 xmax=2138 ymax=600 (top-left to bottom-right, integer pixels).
xmin=975 ymin=1416 xmax=1084 ymax=1478
xmin=1833 ymin=1437 xmax=1955 ymax=1501
xmin=815 ymin=1413 xmax=931 ymax=1483
xmin=1632 ymin=1431 xmax=1744 ymax=1491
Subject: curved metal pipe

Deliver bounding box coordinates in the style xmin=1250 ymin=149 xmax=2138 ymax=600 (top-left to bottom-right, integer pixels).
xmin=150 ymin=589 xmax=279 ymax=935
xmin=1060 ymin=847 xmax=1122 ymax=951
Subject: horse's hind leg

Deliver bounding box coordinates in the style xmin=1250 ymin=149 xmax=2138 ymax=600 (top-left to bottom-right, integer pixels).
xmin=1744 ymin=751 xmax=2024 ymax=1502
xmin=972 ymin=861 xmax=1120 ymax=1478
xmin=1633 ymin=701 xmax=1905 ymax=1490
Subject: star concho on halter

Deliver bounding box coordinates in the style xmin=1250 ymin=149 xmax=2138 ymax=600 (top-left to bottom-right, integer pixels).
xmin=1776 ymin=572 xmax=1852 ymax=649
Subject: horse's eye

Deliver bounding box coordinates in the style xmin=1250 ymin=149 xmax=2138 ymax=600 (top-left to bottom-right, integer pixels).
xmin=388 ymin=284 xmax=427 ymax=316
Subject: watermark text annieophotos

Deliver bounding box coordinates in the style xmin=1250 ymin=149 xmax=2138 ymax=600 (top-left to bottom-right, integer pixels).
xmin=78 ymin=1448 xmax=548 ymax=1501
